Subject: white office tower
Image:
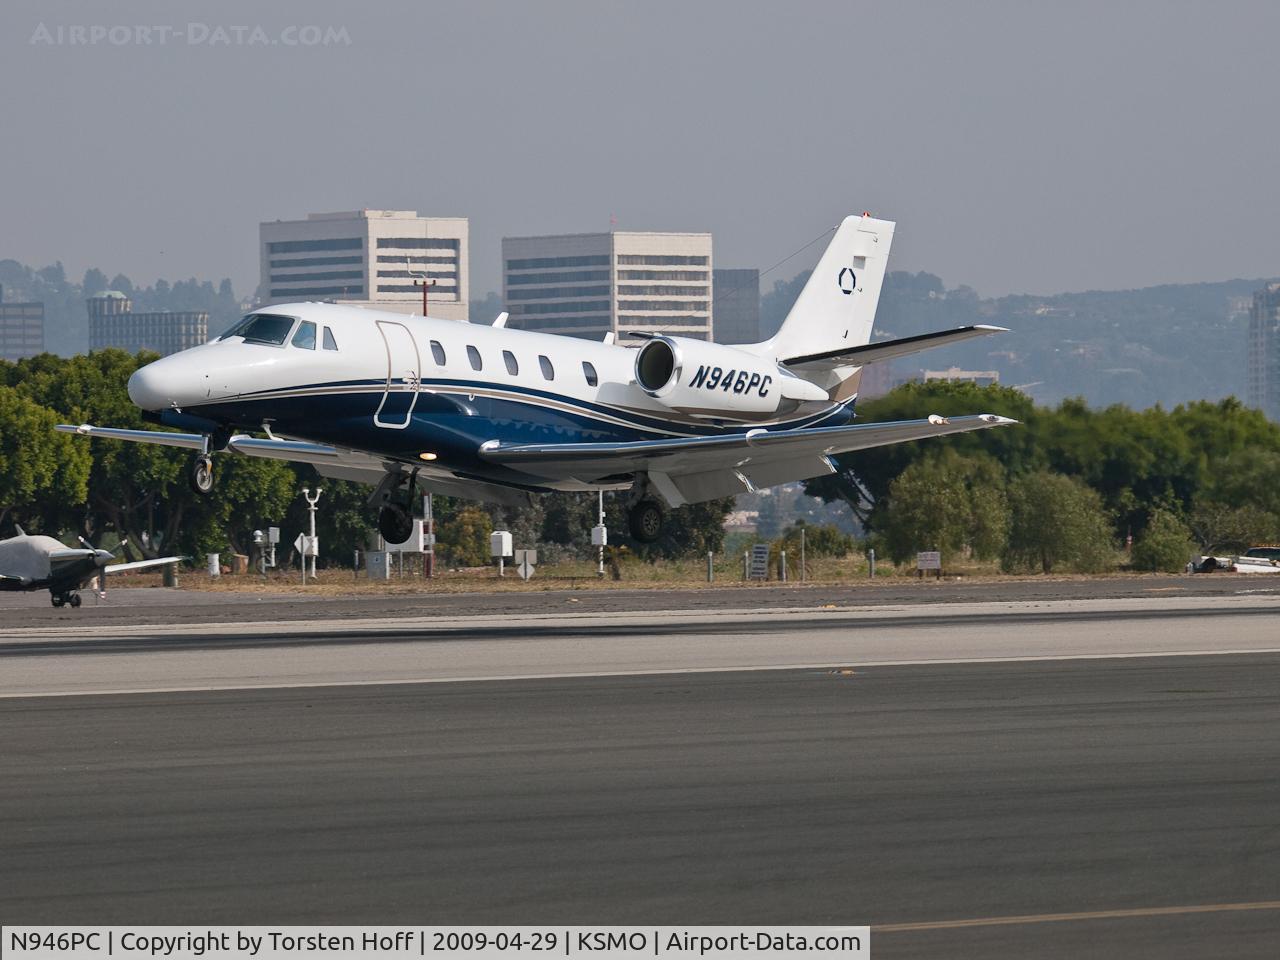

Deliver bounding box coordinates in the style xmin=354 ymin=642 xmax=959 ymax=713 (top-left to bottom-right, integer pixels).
xmin=502 ymin=230 xmax=713 ymax=341
xmin=259 ymin=210 xmax=469 ymax=321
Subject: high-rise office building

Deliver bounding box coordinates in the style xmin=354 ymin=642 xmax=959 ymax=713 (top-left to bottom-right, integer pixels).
xmin=711 ymin=268 xmax=760 ymax=344
xmin=259 ymin=210 xmax=469 ymax=321
xmin=502 ymin=231 xmax=712 ymax=341
xmin=0 ymin=283 xmax=45 ymax=361
xmin=1247 ymin=282 xmax=1280 ymax=420
xmin=87 ymin=292 xmax=207 ymax=356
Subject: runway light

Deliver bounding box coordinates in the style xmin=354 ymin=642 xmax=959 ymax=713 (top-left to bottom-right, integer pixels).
xmin=419 ymin=452 xmax=437 ymax=461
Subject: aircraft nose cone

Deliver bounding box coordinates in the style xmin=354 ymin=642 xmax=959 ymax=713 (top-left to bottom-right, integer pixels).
xmin=128 ymin=362 xmax=173 ymax=410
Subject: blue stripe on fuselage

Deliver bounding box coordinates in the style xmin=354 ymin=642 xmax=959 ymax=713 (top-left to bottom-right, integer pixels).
xmin=190 ymin=378 xmax=856 ymax=484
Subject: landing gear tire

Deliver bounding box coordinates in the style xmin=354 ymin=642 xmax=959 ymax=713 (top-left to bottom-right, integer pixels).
xmin=189 ymin=455 xmax=215 ymax=496
xmin=378 ymin=504 xmax=413 ymax=544
xmin=69 ymin=594 xmax=81 ymax=608
xmin=628 ymin=499 xmax=665 ymax=543
xmin=51 ymin=593 xmax=79 ymax=608
xmin=51 ymin=595 xmax=64 ymax=608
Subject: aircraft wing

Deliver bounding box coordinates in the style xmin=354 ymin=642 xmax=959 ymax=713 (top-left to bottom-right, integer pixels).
xmin=105 ymin=555 xmax=185 ymax=575
xmin=55 ymin=423 xmax=209 ymax=450
xmin=783 ymin=325 xmax=1008 ymax=370
xmin=481 ymin=413 xmax=1017 ymax=504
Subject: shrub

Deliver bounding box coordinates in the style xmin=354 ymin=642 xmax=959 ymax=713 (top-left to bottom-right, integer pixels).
xmin=1131 ymin=509 xmax=1196 ymax=572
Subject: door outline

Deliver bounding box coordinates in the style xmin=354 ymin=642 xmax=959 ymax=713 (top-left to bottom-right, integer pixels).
xmin=373 ymin=320 xmax=422 ymax=429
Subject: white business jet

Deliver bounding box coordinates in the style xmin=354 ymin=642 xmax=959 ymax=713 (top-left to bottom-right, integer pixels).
xmin=59 ymin=214 xmax=1014 ymax=543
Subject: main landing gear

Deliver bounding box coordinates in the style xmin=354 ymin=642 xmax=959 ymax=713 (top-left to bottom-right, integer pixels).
xmin=627 ymin=498 xmax=665 ymax=543
xmin=378 ymin=503 xmax=414 ymax=544
xmin=374 ymin=470 xmax=418 ymax=544
xmin=51 ymin=592 xmax=81 ymax=608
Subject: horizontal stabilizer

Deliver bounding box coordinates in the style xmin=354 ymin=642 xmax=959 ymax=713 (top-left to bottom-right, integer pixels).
xmin=784 ymin=325 xmax=1008 ymax=369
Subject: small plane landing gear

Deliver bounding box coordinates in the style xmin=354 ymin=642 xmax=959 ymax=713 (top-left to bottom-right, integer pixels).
xmin=627 ymin=498 xmax=665 ymax=543
xmin=189 ymin=454 xmax=215 ymax=496
xmin=51 ymin=592 xmax=81 ymax=609
xmin=378 ymin=503 xmax=414 ymax=544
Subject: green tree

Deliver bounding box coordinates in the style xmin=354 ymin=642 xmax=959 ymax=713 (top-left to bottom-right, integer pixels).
xmin=1131 ymin=509 xmax=1196 ymax=572
xmin=1187 ymin=502 xmax=1279 ymax=555
xmin=876 ymin=451 xmax=1009 ymax=566
xmin=1003 ymin=471 xmax=1114 ymax=573
xmin=0 ymin=383 xmax=91 ymax=531
xmin=438 ymin=506 xmax=492 ymax=566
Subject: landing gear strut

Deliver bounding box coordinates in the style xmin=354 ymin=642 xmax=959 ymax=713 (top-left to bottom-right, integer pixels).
xmin=51 ymin=592 xmax=81 ymax=609
xmin=189 ymin=454 xmax=215 ymax=496
xmin=628 ymin=499 xmax=665 ymax=543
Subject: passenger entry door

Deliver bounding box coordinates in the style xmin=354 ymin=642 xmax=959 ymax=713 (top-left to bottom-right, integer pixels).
xmin=374 ymin=320 xmax=421 ymax=429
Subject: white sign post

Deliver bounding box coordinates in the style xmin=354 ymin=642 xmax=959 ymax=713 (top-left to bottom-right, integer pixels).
xmin=514 ymin=548 xmax=538 ymax=581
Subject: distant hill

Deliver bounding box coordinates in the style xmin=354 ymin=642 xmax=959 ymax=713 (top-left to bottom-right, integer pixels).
xmin=764 ymin=269 xmax=1273 ymax=409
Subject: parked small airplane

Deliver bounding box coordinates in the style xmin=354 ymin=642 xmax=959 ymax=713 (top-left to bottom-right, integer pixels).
xmin=59 ymin=214 xmax=1015 ymax=543
xmin=0 ymin=527 xmax=183 ymax=607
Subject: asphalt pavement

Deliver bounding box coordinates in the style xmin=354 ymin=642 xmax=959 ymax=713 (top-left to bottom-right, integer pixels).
xmin=3 ymin=655 xmax=1279 ymax=959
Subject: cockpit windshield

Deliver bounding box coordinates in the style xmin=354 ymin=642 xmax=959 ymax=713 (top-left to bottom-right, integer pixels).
xmin=219 ymin=313 xmax=296 ymax=345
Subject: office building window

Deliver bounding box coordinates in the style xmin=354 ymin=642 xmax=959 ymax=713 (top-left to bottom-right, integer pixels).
xmin=376 ymin=238 xmax=460 ymax=250
xmin=506 ymin=255 xmax=610 ymax=270
xmin=270 ymin=270 xmax=364 ymax=283
xmin=616 ymin=254 xmax=709 ymax=266
xmin=267 ymin=238 xmax=362 ymax=254
xmin=506 ymin=285 xmax=611 ymax=301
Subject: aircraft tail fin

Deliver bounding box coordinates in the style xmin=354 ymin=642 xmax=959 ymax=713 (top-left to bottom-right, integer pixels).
xmin=753 ymin=214 xmax=895 ymax=366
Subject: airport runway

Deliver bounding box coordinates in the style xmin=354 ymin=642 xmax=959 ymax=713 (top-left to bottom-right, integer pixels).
xmin=3 ymin=596 xmax=1279 ymax=958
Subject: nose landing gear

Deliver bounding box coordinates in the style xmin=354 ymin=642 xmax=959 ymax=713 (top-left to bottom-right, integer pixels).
xmin=51 ymin=592 xmax=81 ymax=608
xmin=189 ymin=454 xmax=215 ymax=495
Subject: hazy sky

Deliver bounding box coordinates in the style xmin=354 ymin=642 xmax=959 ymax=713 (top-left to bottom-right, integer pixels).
xmin=3 ymin=0 xmax=1278 ymax=300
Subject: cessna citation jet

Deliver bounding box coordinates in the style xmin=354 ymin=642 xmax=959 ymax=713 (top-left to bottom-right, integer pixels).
xmin=59 ymin=214 xmax=1015 ymax=544
xmin=0 ymin=527 xmax=182 ymax=608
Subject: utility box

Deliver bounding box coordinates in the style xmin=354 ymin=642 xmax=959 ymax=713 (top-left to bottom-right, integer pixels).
xmin=366 ymin=551 xmax=392 ymax=580
xmin=490 ymin=530 xmax=512 ymax=558
xmin=591 ymin=524 xmax=608 ymax=547
xmin=386 ymin=519 xmax=425 ymax=553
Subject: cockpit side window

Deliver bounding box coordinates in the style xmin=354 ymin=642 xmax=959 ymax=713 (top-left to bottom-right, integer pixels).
xmin=430 ymin=340 xmax=446 ymax=365
xmin=291 ymin=320 xmax=317 ymax=350
xmin=503 ymin=350 xmax=519 ymax=375
xmin=219 ymin=313 xmax=295 ymax=346
xmin=322 ymin=326 xmax=338 ymax=351
xmin=467 ymin=345 xmax=483 ymax=371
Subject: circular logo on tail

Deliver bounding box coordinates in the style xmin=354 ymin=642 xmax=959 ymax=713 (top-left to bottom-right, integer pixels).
xmin=837 ymin=267 xmax=857 ymax=294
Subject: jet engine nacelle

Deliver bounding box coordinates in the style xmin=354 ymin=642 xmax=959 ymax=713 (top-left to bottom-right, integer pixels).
xmin=634 ymin=336 xmax=818 ymax=420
